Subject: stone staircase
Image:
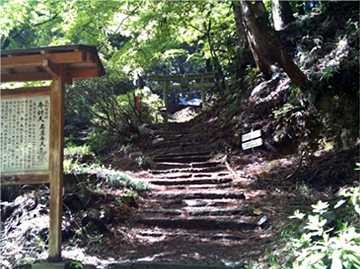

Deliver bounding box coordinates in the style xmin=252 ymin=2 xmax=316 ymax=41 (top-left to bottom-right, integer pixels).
xmin=131 ymin=122 xmax=268 ymax=267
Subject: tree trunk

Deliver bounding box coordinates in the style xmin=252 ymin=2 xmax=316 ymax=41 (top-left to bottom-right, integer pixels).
xmin=233 ymin=1 xmax=253 ymax=89
xmin=272 ymin=0 xmax=295 ymax=31
xmin=238 ymin=0 xmax=308 ymax=86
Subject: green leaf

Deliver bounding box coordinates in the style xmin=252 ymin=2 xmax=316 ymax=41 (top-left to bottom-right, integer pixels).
xmin=334 ymin=199 xmax=346 ymax=209
xmin=330 ymin=250 xmax=343 ymax=269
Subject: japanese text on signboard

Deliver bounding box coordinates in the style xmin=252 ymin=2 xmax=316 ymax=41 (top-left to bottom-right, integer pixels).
xmin=1 ymin=95 xmax=50 ymax=173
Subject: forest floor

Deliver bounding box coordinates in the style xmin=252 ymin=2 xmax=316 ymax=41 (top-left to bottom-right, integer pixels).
xmin=1 ymin=134 xmax=358 ymax=268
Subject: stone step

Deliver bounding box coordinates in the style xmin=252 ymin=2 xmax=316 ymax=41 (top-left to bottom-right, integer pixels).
xmin=153 ymin=134 xmax=193 ymax=141
xmin=136 ymin=230 xmax=246 ymax=241
xmin=141 ymin=199 xmax=241 ymax=210
xmin=149 ymin=122 xmax=192 ymax=130
xmin=136 ymin=217 xmax=258 ymax=231
xmin=182 ymin=200 xmax=233 ymax=207
xmin=151 ymin=166 xmax=227 ymax=174
xmin=149 ymin=177 xmax=232 ymax=186
xmin=153 ymin=172 xmax=230 ymax=179
xmin=153 ymin=137 xmax=194 ymax=145
xmin=152 ymin=127 xmax=191 ymax=134
xmin=153 ymin=161 xmax=222 ymax=170
xmin=188 ymin=207 xmax=255 ymax=217
xmin=142 ymin=207 xmax=255 ymax=217
xmin=153 ymin=151 xmax=212 ymax=159
xmin=148 ymin=191 xmax=246 ymax=200
xmin=153 ymin=155 xmax=212 ymax=163
xmin=151 ymin=140 xmax=203 ymax=150
xmin=165 ymin=184 xmax=234 ymax=189
xmin=152 ymin=145 xmax=209 ymax=156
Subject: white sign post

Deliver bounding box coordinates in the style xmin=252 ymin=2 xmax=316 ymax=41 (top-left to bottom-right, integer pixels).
xmin=241 ymin=129 xmax=263 ymax=150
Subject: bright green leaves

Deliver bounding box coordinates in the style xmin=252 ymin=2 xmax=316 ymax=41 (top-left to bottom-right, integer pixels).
xmin=110 ymin=0 xmax=237 ymax=78
xmin=2 ymin=0 xmax=239 ymax=85
xmin=1 ymin=0 xmax=123 ymax=49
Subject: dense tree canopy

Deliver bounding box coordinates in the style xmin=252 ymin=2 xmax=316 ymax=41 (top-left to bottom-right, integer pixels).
xmin=1 ymin=0 xmax=358 ymax=150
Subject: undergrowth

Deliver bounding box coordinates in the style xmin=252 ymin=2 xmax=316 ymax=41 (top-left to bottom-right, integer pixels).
xmin=250 ymin=185 xmax=360 ymax=269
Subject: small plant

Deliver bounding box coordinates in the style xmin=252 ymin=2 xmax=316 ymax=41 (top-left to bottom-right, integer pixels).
xmin=289 ymin=187 xmax=360 ymax=268
xmin=296 ymin=181 xmax=311 ymax=198
xmin=63 ymin=159 xmax=93 ymax=174
xmin=125 ymin=179 xmax=150 ymax=194
xmin=68 ymin=261 xmax=84 ymax=269
xmin=64 ymin=144 xmax=92 ymax=155
xmin=135 ymin=155 xmax=151 ymax=169
xmin=244 ymin=65 xmax=262 ymax=89
xmin=108 ymin=172 xmax=129 ymax=190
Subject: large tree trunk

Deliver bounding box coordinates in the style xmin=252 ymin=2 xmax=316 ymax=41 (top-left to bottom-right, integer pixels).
xmin=233 ymin=1 xmax=252 ymax=89
xmin=237 ymin=0 xmax=308 ymax=86
xmin=272 ymin=0 xmax=295 ymax=31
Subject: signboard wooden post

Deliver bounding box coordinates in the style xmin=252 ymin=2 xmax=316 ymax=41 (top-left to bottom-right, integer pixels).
xmin=241 ymin=129 xmax=263 ymax=150
xmin=1 ymin=45 xmax=105 ymax=262
xmin=151 ymin=71 xmax=217 ymax=122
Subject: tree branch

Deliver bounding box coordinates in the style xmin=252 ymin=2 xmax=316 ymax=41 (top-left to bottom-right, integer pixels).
xmin=99 ymin=0 xmax=144 ymax=53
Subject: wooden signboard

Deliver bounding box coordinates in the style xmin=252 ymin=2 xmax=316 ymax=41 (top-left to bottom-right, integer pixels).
xmin=1 ymin=45 xmax=105 ymax=262
xmin=242 ymin=129 xmax=263 ymax=150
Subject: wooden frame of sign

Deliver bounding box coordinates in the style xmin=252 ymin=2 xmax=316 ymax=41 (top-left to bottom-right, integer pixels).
xmin=1 ymin=45 xmax=105 ymax=262
xmin=151 ymin=71 xmax=217 ymax=122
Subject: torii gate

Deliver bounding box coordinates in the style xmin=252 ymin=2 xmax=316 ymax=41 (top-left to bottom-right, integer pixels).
xmin=1 ymin=45 xmax=105 ymax=262
xmin=151 ymin=71 xmax=217 ymax=122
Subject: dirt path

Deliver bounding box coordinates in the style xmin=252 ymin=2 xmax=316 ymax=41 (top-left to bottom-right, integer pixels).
xmin=94 ymin=122 xmax=286 ymax=267
xmin=3 ymin=122 xmax=347 ymax=269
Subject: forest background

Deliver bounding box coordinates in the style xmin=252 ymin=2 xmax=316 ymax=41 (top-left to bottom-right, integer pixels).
xmin=1 ymin=0 xmax=359 ymax=268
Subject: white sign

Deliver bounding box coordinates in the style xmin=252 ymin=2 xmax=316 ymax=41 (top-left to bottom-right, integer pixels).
xmin=241 ymin=129 xmax=261 ymax=142
xmin=242 ymin=138 xmax=263 ymax=150
xmin=1 ymin=95 xmax=50 ymax=173
xmin=241 ymin=129 xmax=263 ymax=150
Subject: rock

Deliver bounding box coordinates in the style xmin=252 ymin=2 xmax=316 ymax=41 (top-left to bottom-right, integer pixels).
xmin=0 ymin=201 xmax=18 ymax=221
xmin=122 ymin=195 xmax=138 ymax=208
xmin=182 ymin=200 xmax=208 ymax=207
xmin=84 ymin=208 xmax=101 ymax=220
xmin=81 ymin=216 xmax=108 ymax=234
xmin=189 ymin=207 xmax=254 ymax=217
xmin=14 ymin=195 xmax=36 ymax=210
xmin=322 ymin=211 xmax=337 ymax=227
xmin=100 ymin=207 xmax=114 ymax=223
xmin=77 ymin=188 xmax=92 ymax=206
xmin=258 ymin=216 xmax=270 ymax=229
xmin=129 ymin=151 xmax=143 ymax=160
xmin=297 ymin=211 xmax=338 ymax=236
xmin=63 ymin=194 xmax=84 ymax=211
xmin=152 ymin=137 xmax=165 ymax=145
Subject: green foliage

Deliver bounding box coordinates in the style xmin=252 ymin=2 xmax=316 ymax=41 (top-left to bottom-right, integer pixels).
xmin=86 ymin=130 xmax=120 ymax=155
xmin=63 ymin=160 xmax=99 ymax=175
xmin=272 ymin=101 xmax=320 ymax=149
xmin=64 ymin=144 xmax=92 ymax=155
xmin=95 ymin=170 xmax=150 ymax=194
xmin=250 ymin=186 xmax=360 ymax=269
xmin=66 ymin=70 xmax=162 ymax=154
xmin=108 ymin=172 xmax=129 ymax=190
xmin=1 ymin=0 xmax=123 ymax=49
xmin=135 ymin=155 xmax=151 ymax=169
xmin=244 ymin=65 xmax=262 ymax=91
xmin=289 ymin=187 xmax=360 ymax=269
xmin=68 ymin=261 xmax=84 ymax=269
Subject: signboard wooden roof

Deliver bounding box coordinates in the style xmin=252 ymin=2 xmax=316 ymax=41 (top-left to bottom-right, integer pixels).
xmin=1 ymin=44 xmax=105 ymax=83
